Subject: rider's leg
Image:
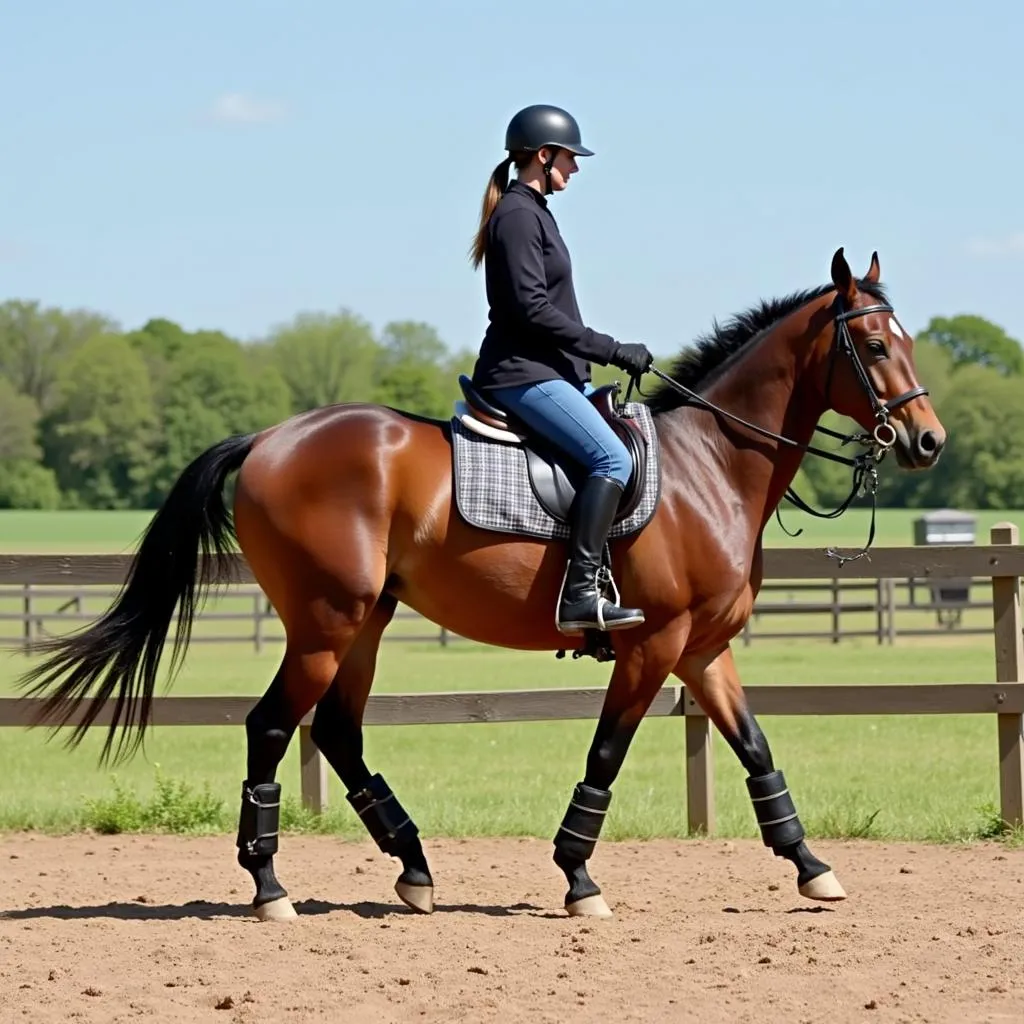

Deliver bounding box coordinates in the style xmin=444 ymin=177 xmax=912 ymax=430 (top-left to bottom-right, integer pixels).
xmin=489 ymin=378 xmax=643 ymax=633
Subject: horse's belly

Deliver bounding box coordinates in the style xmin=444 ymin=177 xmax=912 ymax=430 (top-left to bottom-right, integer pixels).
xmin=392 ymin=545 xmax=576 ymax=651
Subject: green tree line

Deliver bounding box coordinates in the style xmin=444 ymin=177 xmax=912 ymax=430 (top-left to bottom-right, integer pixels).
xmin=0 ymin=299 xmax=1021 ymax=510
xmin=0 ymin=301 xmax=475 ymax=509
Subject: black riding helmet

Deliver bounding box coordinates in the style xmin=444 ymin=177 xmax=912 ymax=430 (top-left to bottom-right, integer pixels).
xmin=504 ymin=104 xmax=593 ymax=194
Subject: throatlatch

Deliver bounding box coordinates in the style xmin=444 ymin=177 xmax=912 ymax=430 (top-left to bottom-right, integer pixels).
xmin=347 ymin=773 xmax=418 ymax=855
xmin=746 ymin=770 xmax=805 ymax=849
xmin=236 ymin=781 xmax=281 ymax=857
xmin=553 ymin=782 xmax=612 ymax=861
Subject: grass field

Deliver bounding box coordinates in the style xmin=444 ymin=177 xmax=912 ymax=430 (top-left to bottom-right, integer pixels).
xmin=0 ymin=508 xmax=1021 ymax=846
xmin=1 ymin=506 xmax=1021 ymax=552
xmin=0 ymin=640 xmax=1012 ymax=843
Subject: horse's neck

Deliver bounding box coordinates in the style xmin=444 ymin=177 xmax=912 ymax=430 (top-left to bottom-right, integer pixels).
xmin=681 ymin=303 xmax=829 ymax=531
xmin=758 ymin=385 xmax=825 ymax=528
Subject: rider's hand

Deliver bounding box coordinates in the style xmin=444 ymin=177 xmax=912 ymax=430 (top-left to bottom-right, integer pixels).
xmin=609 ymin=342 xmax=654 ymax=376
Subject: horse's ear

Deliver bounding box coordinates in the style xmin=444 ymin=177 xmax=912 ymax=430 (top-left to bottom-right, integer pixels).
xmin=864 ymin=250 xmax=881 ymax=283
xmin=830 ymin=246 xmax=857 ymax=303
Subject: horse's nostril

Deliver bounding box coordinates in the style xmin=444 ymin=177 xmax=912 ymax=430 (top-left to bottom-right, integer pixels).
xmin=916 ymin=430 xmax=939 ymax=457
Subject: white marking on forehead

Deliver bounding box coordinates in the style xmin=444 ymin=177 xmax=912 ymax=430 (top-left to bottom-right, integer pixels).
xmin=888 ymin=316 xmax=904 ymax=339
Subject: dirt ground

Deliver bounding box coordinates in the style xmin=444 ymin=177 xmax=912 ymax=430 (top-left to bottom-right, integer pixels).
xmin=0 ymin=834 xmax=1021 ymax=1024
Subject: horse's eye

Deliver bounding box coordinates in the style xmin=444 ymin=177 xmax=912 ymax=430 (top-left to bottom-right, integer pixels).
xmin=866 ymin=339 xmax=887 ymax=357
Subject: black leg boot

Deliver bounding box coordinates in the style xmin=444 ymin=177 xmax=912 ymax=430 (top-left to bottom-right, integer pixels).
xmin=556 ymin=475 xmax=645 ymax=634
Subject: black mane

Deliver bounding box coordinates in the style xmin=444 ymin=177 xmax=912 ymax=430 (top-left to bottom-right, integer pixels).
xmin=644 ymin=278 xmax=890 ymax=414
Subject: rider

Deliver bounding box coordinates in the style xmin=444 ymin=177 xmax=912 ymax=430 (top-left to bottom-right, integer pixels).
xmin=469 ymin=103 xmax=654 ymax=635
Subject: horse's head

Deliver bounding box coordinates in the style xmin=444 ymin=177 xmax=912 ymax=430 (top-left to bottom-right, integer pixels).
xmin=817 ymin=248 xmax=945 ymax=470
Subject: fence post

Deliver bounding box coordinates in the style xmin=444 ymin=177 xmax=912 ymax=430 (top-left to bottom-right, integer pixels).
xmin=830 ymin=578 xmax=840 ymax=644
xmin=253 ymin=593 xmax=263 ymax=654
xmin=299 ymin=726 xmax=328 ymax=814
xmin=683 ymin=689 xmax=714 ymax=835
xmin=886 ymin=578 xmax=897 ymax=645
xmin=22 ymin=583 xmax=32 ymax=655
xmin=990 ymin=523 xmax=1024 ymax=829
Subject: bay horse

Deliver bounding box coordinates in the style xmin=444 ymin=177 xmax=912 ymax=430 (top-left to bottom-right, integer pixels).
xmin=18 ymin=248 xmax=945 ymax=922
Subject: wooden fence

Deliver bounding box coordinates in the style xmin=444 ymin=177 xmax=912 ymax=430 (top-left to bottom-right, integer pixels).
xmin=0 ymin=575 xmax=1001 ymax=651
xmin=0 ymin=586 xmax=452 ymax=654
xmin=1 ymin=525 xmax=1023 ymax=833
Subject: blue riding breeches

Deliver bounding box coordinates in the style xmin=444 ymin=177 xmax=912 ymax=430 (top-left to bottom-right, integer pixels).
xmin=488 ymin=378 xmax=633 ymax=486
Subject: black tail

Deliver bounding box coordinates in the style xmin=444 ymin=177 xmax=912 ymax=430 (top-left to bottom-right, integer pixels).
xmin=17 ymin=433 xmax=257 ymax=763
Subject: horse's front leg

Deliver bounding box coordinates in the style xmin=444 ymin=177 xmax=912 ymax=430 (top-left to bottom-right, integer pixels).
xmin=552 ymin=620 xmax=690 ymax=918
xmin=676 ymin=644 xmax=846 ymax=902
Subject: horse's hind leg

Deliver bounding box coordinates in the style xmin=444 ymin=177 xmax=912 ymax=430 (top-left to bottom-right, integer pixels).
xmin=309 ymin=594 xmax=435 ymax=914
xmin=236 ymin=567 xmax=389 ymax=921
xmin=676 ymin=645 xmax=847 ymax=902
xmin=236 ymin=643 xmax=341 ymax=921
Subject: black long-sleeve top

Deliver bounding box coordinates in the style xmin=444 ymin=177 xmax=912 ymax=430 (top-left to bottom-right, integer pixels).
xmin=471 ymin=180 xmax=618 ymax=392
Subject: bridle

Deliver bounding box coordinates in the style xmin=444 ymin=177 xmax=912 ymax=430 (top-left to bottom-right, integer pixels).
xmin=630 ymin=296 xmax=930 ymax=565
xmin=825 ymin=301 xmax=929 ymax=451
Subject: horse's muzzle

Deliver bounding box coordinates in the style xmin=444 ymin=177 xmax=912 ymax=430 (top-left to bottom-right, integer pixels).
xmin=895 ymin=424 xmax=945 ymax=469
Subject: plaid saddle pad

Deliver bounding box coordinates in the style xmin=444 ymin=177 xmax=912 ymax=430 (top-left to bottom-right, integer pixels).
xmin=449 ymin=401 xmax=661 ymax=541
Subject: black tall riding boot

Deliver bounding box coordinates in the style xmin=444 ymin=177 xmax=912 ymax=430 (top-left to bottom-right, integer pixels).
xmin=556 ymin=475 xmax=645 ymax=634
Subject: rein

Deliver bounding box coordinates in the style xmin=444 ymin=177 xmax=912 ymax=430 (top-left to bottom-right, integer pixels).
xmin=629 ymin=298 xmax=929 ymax=567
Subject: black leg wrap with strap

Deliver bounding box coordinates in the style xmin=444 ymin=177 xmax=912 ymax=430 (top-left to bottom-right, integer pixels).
xmin=236 ymin=781 xmax=281 ymax=858
xmin=346 ymin=773 xmax=418 ymax=856
xmin=746 ymin=770 xmax=805 ymax=849
xmin=553 ymin=782 xmax=612 ymax=861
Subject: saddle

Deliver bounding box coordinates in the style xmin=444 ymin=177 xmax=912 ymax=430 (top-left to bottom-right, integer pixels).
xmin=453 ymin=375 xmax=650 ymax=526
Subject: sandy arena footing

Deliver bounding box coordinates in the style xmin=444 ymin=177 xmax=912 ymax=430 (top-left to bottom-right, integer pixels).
xmin=0 ymin=834 xmax=1021 ymax=1023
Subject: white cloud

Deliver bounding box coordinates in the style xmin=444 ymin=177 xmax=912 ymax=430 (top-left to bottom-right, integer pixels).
xmin=207 ymin=92 xmax=286 ymax=124
xmin=966 ymin=232 xmax=1024 ymax=258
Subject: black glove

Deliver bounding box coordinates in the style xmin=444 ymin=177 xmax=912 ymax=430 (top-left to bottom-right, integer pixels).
xmin=609 ymin=342 xmax=653 ymax=376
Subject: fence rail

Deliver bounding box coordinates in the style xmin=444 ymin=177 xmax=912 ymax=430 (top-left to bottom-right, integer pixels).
xmin=1 ymin=528 xmax=1023 ymax=832
xmin=0 ymin=574 xmax=1012 ymax=651
xmin=0 ymin=586 xmax=448 ymax=653
xmin=4 ymin=543 xmax=1024 ymax=584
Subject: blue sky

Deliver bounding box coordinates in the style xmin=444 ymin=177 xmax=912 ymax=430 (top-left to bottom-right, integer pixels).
xmin=3 ymin=0 xmax=1021 ymax=360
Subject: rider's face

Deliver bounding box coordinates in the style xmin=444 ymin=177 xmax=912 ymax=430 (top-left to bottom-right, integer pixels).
xmin=540 ymin=147 xmax=579 ymax=190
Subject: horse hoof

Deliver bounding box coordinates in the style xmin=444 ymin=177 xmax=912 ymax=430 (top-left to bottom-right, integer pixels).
xmin=253 ymin=897 xmax=298 ymax=922
xmin=565 ymin=894 xmax=613 ymax=918
xmin=395 ymin=880 xmax=434 ymax=914
xmin=798 ymin=870 xmax=847 ymax=902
